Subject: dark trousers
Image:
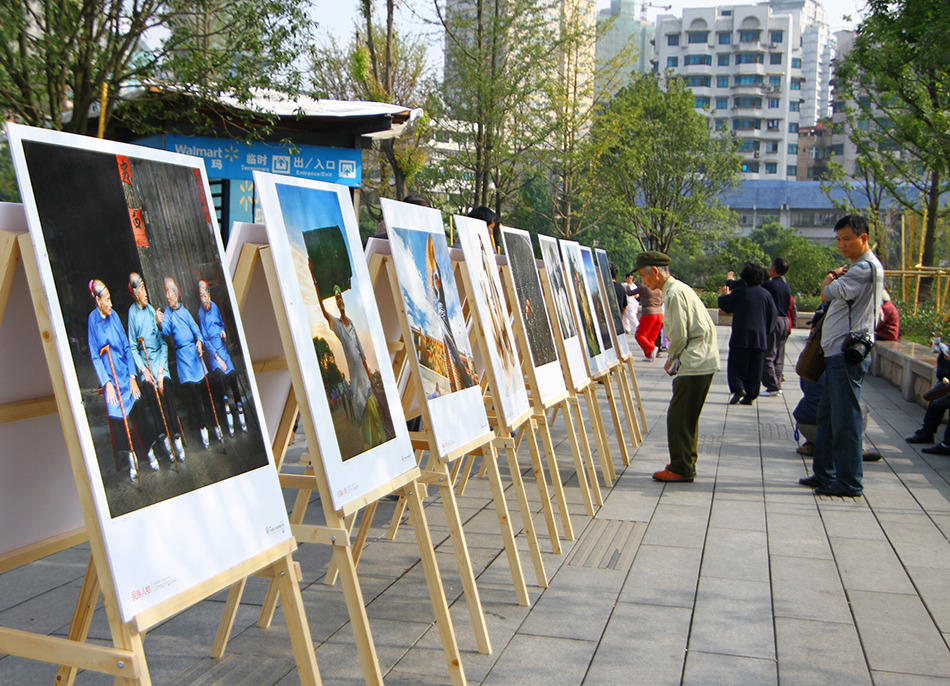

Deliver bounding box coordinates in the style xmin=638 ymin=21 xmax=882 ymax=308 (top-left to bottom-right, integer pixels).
xmin=667 ymin=373 xmax=714 ymax=478
xmin=209 ymin=368 xmax=243 ymax=426
xmin=140 ymin=376 xmax=181 ymax=441
xmin=108 ymin=399 xmax=155 ymax=470
xmin=921 ymin=385 xmax=950 ymax=442
xmin=179 ymin=380 xmax=214 ymax=432
xmin=762 ymin=317 xmax=790 ymax=391
xmin=727 ymin=346 xmax=766 ymax=401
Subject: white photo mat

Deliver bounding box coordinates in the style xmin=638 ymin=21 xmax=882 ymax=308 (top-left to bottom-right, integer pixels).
xmin=594 ymin=247 xmax=631 ymax=358
xmin=253 ymin=174 xmax=417 ymax=510
xmin=537 ymin=235 xmax=588 ymax=391
xmin=559 ymin=240 xmax=612 ymax=376
xmin=6 ymin=123 xmax=291 ymax=622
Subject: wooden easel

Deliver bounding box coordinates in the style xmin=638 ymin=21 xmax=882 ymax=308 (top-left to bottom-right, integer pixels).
xmin=367 ymin=240 xmax=536 ymax=611
xmin=537 ymin=263 xmax=616 ymax=492
xmin=0 ymin=228 xmax=320 ymax=686
xmin=216 ymin=239 xmax=468 ymax=684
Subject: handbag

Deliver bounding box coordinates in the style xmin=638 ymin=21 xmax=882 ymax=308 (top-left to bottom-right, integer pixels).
xmin=796 ymin=310 xmax=826 ymax=382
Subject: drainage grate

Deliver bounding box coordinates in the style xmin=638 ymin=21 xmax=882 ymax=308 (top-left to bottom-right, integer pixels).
xmin=168 ymin=655 xmax=296 ymax=686
xmin=759 ymin=423 xmax=792 ymax=441
xmin=565 ymin=519 xmax=647 ymax=571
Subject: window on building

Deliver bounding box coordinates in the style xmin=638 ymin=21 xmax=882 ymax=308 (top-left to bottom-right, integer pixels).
xmin=685 ymin=54 xmax=712 ymax=65
xmin=788 ymin=143 xmax=798 ymax=154
xmin=717 ymin=54 xmax=730 ymax=66
xmin=787 ymin=165 xmax=798 ymax=175
xmin=734 ymin=96 xmax=762 ymax=108
xmin=739 ymin=29 xmax=760 ymax=42
xmin=718 ymin=31 xmax=731 ymax=44
xmin=687 ymin=31 xmax=709 ymax=43
xmin=789 ymin=100 xmax=800 ymax=111
xmin=770 ymin=53 xmax=782 ymax=65
xmin=766 ymin=141 xmax=779 ymax=153
xmin=788 ymin=122 xmax=799 ymax=133
xmin=766 ymin=119 xmax=780 ymax=130
xmin=686 ymin=75 xmax=711 ymax=87
xmin=720 ymin=9 xmax=732 ymax=16
xmin=717 ymin=76 xmax=730 ymax=88
xmin=668 ymin=33 xmax=680 ymax=46
xmin=858 ymin=118 xmax=871 ymax=131
xmin=715 ymin=118 xmax=729 ymax=131
xmin=667 ymin=56 xmax=679 ymax=67
xmin=734 ymin=74 xmax=764 ymax=86
xmin=733 ymin=118 xmax=761 ymax=130
xmin=735 ymin=52 xmax=764 ymax=64
xmin=831 ymin=143 xmax=844 ymax=156
xmin=791 ymin=79 xmax=802 ymax=90
xmin=791 ymin=57 xmax=802 ymax=68
xmin=769 ymin=75 xmax=782 ymax=86
xmin=737 ymin=139 xmax=760 ymax=152
xmin=695 ymin=96 xmax=711 ymax=108
xmin=768 ymin=98 xmax=780 ymax=108
xmin=742 ymin=161 xmax=760 ymax=173
xmin=770 ymin=30 xmax=784 ymax=43
xmin=766 ymin=162 xmax=778 ymax=173
xmin=715 ymin=96 xmax=729 ymax=109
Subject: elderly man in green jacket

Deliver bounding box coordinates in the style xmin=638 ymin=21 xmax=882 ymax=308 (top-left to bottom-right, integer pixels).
xmin=636 ymin=251 xmax=720 ymax=482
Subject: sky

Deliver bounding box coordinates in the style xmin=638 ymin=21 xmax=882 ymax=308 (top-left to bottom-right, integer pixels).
xmin=312 ymin=0 xmax=868 ymax=78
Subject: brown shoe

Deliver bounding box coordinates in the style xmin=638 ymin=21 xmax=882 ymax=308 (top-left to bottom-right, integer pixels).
xmin=653 ymin=468 xmax=694 ymax=483
xmin=796 ymin=441 xmax=814 ymax=456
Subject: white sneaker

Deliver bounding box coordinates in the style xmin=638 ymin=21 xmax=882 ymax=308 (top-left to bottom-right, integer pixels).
xmin=200 ymin=427 xmax=210 ymax=449
xmin=174 ymin=436 xmax=186 ymax=462
xmin=128 ymin=453 xmax=138 ymax=482
xmin=147 ymin=448 xmax=159 ymax=470
xmin=650 ymin=347 xmax=659 ymax=361
xmin=163 ymin=435 xmax=173 ymax=457
xmin=238 ymin=404 xmax=247 ymax=432
xmin=225 ymin=406 xmax=234 ymax=436
xmin=761 ymin=389 xmax=783 ymax=397
xmin=215 ymin=425 xmax=224 ymax=443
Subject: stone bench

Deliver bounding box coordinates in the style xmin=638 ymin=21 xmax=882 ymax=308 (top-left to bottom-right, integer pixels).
xmin=871 ymin=339 xmax=939 ymax=407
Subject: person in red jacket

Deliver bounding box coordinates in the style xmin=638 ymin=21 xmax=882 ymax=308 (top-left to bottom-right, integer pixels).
xmin=875 ymin=290 xmax=900 ymax=341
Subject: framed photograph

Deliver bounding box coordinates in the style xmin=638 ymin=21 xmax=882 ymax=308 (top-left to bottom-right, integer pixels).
xmin=6 ymin=123 xmax=290 ymax=622
xmin=560 ymin=240 xmax=612 ymax=376
xmin=594 ymin=248 xmax=631 ymax=357
xmin=380 ymin=198 xmax=490 ymax=457
xmin=500 ymin=226 xmax=566 ymax=404
xmin=455 ymin=216 xmax=530 ymax=427
xmin=253 ymin=173 xmax=416 ymax=510
xmin=537 ymin=234 xmax=588 ymax=390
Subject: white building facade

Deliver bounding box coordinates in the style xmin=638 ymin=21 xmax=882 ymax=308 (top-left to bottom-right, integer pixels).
xmin=654 ymin=0 xmax=835 ymax=180
xmin=595 ymin=0 xmax=657 ymax=95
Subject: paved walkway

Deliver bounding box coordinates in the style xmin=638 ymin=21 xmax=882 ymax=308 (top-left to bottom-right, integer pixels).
xmin=3 ymin=327 xmax=950 ymax=685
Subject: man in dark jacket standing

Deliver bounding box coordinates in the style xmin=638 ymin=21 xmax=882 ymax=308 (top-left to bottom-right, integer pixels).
xmin=761 ymin=257 xmax=792 ymax=396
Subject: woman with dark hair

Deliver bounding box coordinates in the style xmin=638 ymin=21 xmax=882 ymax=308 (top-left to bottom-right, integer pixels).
xmin=718 ymin=262 xmax=778 ymax=405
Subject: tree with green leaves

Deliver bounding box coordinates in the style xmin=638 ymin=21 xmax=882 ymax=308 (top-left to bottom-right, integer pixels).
xmin=311 ymin=0 xmax=433 ymax=202
xmin=834 ymin=0 xmax=950 ymax=290
xmin=0 ymin=0 xmax=314 ymax=135
xmin=588 ymin=72 xmax=742 ymax=254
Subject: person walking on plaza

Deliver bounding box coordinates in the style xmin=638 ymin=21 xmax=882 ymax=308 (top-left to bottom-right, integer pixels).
xmin=635 ymin=275 xmax=664 ymax=361
xmin=799 ymin=215 xmax=883 ymax=497
xmin=636 ymin=251 xmax=720 ymax=483
xmin=761 ymin=257 xmax=792 ymax=396
xmin=622 ymin=271 xmax=640 ymax=334
xmin=718 ymin=261 xmax=777 ymax=406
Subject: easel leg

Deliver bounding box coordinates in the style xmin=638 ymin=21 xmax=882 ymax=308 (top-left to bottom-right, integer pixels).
xmin=539 ymin=408 xmax=587 ymax=526
xmin=330 ymin=543 xmax=384 ymax=685
xmin=108 ymin=614 xmax=151 ymax=686
xmin=54 ymin=556 xmax=100 ymax=686
xmin=584 ymin=386 xmax=616 ymax=486
xmin=404 ymin=483 xmax=468 ymax=685
xmin=556 ymin=398 xmax=597 ymax=514
xmin=272 ymin=554 xmax=323 ymax=686
xmin=385 ymin=495 xmax=408 ymax=540
xmin=324 ymin=511 xmax=358 ymax=586
xmin=523 ymin=421 xmax=566 ymax=549
xmin=626 ymin=358 xmax=649 ymax=434
xmin=496 ymin=439 xmax=548 ymax=589
xmin=617 ymin=363 xmax=643 ymax=445
xmin=602 ymin=372 xmax=630 ymax=466
xmin=211 ymin=578 xmax=246 ymax=658
xmin=569 ymin=396 xmax=604 ymax=504
xmin=454 ymin=453 xmax=476 ymax=495
xmin=433 ymin=461 xmax=492 ymax=653
xmin=481 ymin=443 xmax=532 ymax=605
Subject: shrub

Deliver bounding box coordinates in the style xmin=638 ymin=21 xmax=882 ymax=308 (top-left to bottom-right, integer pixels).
xmin=894 ymin=301 xmax=950 ymax=346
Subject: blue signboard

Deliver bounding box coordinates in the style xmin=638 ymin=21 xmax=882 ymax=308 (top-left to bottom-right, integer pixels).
xmin=134 ymin=135 xmax=362 ymax=187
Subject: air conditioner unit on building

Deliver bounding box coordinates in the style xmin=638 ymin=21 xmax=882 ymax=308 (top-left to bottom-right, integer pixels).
xmin=754 ymin=151 xmax=760 ymax=158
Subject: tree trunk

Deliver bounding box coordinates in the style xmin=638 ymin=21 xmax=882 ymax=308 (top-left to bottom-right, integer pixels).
xmin=919 ymin=167 xmax=940 ymax=302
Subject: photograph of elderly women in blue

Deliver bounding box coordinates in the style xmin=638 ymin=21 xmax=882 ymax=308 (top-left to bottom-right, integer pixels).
xmin=16 ymin=139 xmax=268 ymax=518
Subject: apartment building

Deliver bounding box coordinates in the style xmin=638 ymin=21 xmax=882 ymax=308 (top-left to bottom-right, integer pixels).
xmin=654 ymin=0 xmax=835 ymax=180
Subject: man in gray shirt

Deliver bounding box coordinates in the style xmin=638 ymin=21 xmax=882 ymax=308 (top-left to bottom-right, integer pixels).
xmin=799 ymin=215 xmax=883 ymax=497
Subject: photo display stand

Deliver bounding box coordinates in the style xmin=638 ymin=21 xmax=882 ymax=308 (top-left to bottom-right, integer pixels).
xmin=0 ymin=218 xmax=318 ymax=684
xmin=535 ymin=236 xmax=607 ymax=500
xmin=450 ymin=215 xmax=561 ymax=580
xmin=593 ymin=248 xmax=649 ymax=441
xmin=367 ymin=197 xmax=537 ymax=612
xmin=223 ymin=201 xmax=466 ymax=685
xmin=496 ymin=225 xmax=595 ymax=523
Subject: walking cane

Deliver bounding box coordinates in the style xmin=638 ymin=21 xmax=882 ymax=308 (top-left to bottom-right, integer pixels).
xmin=139 ymin=337 xmax=183 ymax=464
xmin=101 ymin=344 xmax=141 ymax=487
xmin=198 ymin=351 xmax=225 ymax=452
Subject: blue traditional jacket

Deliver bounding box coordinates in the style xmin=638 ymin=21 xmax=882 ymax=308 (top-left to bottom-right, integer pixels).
xmin=88 ymin=308 xmax=137 ymax=419
xmin=161 ymin=304 xmax=205 ymax=384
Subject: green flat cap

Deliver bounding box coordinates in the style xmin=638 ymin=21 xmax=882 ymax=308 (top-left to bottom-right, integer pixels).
xmin=634 ymin=251 xmax=671 ymax=270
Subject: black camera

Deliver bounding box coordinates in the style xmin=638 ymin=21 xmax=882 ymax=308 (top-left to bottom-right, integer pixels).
xmin=841 ymin=332 xmax=873 ymax=365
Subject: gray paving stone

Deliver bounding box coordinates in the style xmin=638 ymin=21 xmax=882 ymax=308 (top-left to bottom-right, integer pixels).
xmin=906 ymin=566 xmax=950 ymax=634
xmin=682 ymin=650 xmax=777 ymax=685
xmin=700 ymin=528 xmax=770 ymax=582
xmin=870 ymin=671 xmax=950 ymax=685
xmin=774 ymin=617 xmax=871 ymax=685
xmin=482 ymin=634 xmax=595 ymax=686
xmin=689 ymin=577 xmax=774 ymax=660
xmin=708 ymin=497 xmax=767 ymax=531
xmin=770 ymin=554 xmax=853 ymax=624
xmin=830 ymin=537 xmax=917 ymax=594
xmin=819 ymin=506 xmax=888 ymax=541
xmin=519 ymin=566 xmax=624 ymax=641
xmin=848 ymin=590 xmax=950 ymax=678
xmin=875 ymin=517 xmax=950 ymax=569
xmin=641 ymin=503 xmax=711 ymax=549
xmin=617 ymin=544 xmax=701 ymax=609
xmin=765 ymin=512 xmax=833 ymax=560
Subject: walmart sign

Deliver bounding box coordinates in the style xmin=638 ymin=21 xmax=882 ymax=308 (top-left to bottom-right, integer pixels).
xmin=135 ymin=135 xmax=361 ymax=187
